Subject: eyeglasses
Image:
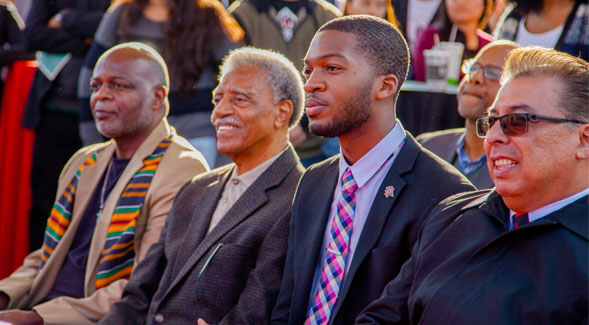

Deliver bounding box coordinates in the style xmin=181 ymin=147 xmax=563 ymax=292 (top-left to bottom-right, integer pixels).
xmin=461 ymin=59 xmax=503 ymax=81
xmin=476 ymin=113 xmax=586 ymax=138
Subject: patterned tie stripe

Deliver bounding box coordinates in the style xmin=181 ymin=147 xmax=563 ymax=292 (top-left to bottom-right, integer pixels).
xmin=39 ymin=137 xmax=172 ymax=290
xmin=96 ymin=138 xmax=171 ymax=289
xmin=306 ymin=168 xmax=358 ymax=325
xmin=41 ymin=153 xmax=98 ymax=265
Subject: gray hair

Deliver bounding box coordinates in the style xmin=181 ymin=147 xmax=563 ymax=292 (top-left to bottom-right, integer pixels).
xmin=217 ymin=47 xmax=305 ymax=128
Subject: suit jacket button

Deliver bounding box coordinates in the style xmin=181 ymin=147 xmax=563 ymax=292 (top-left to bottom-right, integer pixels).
xmin=154 ymin=313 xmax=164 ymax=323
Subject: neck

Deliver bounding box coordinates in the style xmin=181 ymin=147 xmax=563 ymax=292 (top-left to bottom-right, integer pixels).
xmin=144 ymin=1 xmax=169 ymax=22
xmin=113 ymin=122 xmax=158 ymax=159
xmin=339 ymin=116 xmax=395 ymax=165
xmin=463 ymin=119 xmax=485 ymax=161
xmin=455 ymin=23 xmax=479 ymax=50
xmin=232 ymin=139 xmax=288 ymax=175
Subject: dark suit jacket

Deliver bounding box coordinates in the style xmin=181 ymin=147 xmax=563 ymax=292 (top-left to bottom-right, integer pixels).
xmin=100 ymin=146 xmax=304 ymax=325
xmin=357 ymin=190 xmax=588 ymax=324
xmin=272 ymin=134 xmax=475 ymax=325
xmin=417 ymin=128 xmax=493 ymax=189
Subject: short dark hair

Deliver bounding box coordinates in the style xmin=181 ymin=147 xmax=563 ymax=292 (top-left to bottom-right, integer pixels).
xmin=318 ymin=15 xmax=409 ymax=100
xmin=501 ymin=46 xmax=589 ymax=124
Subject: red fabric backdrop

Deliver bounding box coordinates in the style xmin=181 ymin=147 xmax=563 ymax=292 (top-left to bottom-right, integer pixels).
xmin=0 ymin=60 xmax=37 ymax=278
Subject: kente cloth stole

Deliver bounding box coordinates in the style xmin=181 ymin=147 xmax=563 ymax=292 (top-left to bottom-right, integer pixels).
xmin=40 ymin=137 xmax=173 ymax=290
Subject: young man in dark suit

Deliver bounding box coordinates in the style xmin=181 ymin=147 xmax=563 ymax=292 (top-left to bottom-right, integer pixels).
xmin=98 ymin=47 xmax=305 ymax=324
xmin=271 ymin=15 xmax=475 ymax=325
xmin=357 ymin=46 xmax=589 ymax=324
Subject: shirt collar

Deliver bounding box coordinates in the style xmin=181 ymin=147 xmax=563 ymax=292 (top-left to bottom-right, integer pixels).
xmin=455 ymin=133 xmax=486 ymax=174
xmin=230 ymin=146 xmax=287 ymax=188
xmin=509 ymin=188 xmax=589 ymax=223
xmin=339 ymin=121 xmax=406 ymax=188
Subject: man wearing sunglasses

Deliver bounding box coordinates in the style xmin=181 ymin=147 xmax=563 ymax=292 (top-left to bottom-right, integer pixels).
xmin=357 ymin=46 xmax=588 ymax=324
xmin=418 ymin=40 xmax=519 ymax=189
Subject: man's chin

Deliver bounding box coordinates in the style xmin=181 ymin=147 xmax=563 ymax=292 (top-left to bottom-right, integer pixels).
xmin=309 ymin=122 xmax=344 ymax=138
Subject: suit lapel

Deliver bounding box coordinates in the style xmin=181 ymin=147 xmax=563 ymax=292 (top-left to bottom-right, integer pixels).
xmin=169 ymin=167 xmax=231 ymax=277
xmin=29 ymin=143 xmax=113 ymax=304
xmin=332 ymin=135 xmax=420 ymax=319
xmin=86 ymin=120 xmax=172 ymax=291
xmin=166 ymin=147 xmax=298 ymax=296
xmin=293 ymin=158 xmax=339 ymax=320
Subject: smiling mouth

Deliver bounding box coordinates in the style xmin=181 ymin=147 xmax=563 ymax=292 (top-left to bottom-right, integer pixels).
xmin=217 ymin=125 xmax=237 ymax=131
xmin=494 ymin=158 xmax=517 ymax=169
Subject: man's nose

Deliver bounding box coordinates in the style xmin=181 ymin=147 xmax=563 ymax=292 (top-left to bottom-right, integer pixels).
xmin=485 ymin=117 xmax=509 ymax=145
xmin=93 ymin=84 xmax=113 ymax=101
xmin=304 ymin=70 xmax=325 ymax=93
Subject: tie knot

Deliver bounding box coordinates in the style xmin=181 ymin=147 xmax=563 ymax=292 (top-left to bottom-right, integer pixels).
xmin=341 ymin=168 xmax=358 ymax=194
xmin=513 ymin=213 xmax=529 ymax=229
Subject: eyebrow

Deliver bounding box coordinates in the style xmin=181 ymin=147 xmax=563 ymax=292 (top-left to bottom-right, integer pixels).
xmin=304 ymin=53 xmax=347 ymax=64
xmin=90 ymin=75 xmax=128 ymax=82
xmin=489 ymin=104 xmax=533 ymax=115
xmin=215 ymin=86 xmax=255 ymax=98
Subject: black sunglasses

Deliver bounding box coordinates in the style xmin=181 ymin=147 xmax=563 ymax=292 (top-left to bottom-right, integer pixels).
xmin=476 ymin=113 xmax=586 ymax=138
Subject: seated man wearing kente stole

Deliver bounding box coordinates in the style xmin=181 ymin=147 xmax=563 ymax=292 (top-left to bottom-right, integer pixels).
xmin=0 ymin=42 xmax=208 ymax=325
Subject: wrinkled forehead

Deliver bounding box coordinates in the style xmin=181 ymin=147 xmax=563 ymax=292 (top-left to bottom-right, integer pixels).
xmin=217 ymin=65 xmax=269 ymax=92
xmin=490 ymin=75 xmax=562 ymax=115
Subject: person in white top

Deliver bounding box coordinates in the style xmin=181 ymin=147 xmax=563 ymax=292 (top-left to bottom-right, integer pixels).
xmin=494 ymin=0 xmax=588 ymax=60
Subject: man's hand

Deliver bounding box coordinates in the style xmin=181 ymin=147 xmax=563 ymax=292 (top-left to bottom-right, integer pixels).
xmin=0 ymin=293 xmax=8 ymax=310
xmin=289 ymin=125 xmax=307 ymax=147
xmin=0 ymin=310 xmax=43 ymax=325
xmin=197 ymin=318 xmax=209 ymax=325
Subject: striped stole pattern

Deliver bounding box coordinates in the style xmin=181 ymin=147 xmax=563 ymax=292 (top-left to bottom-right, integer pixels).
xmin=95 ymin=137 xmax=172 ymax=289
xmin=40 ymin=153 xmax=99 ymax=268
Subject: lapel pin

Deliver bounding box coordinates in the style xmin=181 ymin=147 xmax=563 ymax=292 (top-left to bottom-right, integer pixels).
xmin=384 ymin=185 xmax=395 ymax=198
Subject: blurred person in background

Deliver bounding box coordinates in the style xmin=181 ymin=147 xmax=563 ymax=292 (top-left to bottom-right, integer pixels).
xmin=418 ymin=40 xmax=519 ymax=189
xmin=412 ymin=0 xmax=494 ymax=81
xmin=494 ymin=0 xmax=588 ymax=60
xmin=78 ymin=0 xmax=244 ymax=167
xmin=344 ymin=0 xmax=400 ymax=26
xmin=229 ymin=0 xmax=340 ymax=167
xmin=390 ymin=0 xmax=441 ymax=53
xmin=0 ymin=0 xmax=34 ymax=99
xmin=22 ymin=0 xmax=111 ymax=253
xmin=487 ymin=0 xmax=509 ymax=31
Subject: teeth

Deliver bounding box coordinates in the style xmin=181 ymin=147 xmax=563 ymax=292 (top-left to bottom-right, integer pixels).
xmin=494 ymin=159 xmax=517 ymax=169
xmin=218 ymin=125 xmax=236 ymax=130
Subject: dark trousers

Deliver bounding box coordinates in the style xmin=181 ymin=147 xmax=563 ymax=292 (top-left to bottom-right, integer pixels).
xmin=28 ymin=109 xmax=82 ymax=251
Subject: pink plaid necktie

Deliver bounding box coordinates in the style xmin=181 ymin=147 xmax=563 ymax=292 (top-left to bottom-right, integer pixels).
xmin=305 ymin=167 xmax=358 ymax=324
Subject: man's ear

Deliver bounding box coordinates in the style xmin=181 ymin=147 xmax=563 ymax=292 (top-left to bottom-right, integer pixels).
xmin=575 ymin=124 xmax=589 ymax=160
xmin=275 ymin=99 xmax=293 ymax=129
xmin=374 ymin=73 xmax=399 ymax=100
xmin=152 ymin=85 xmax=167 ymax=112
